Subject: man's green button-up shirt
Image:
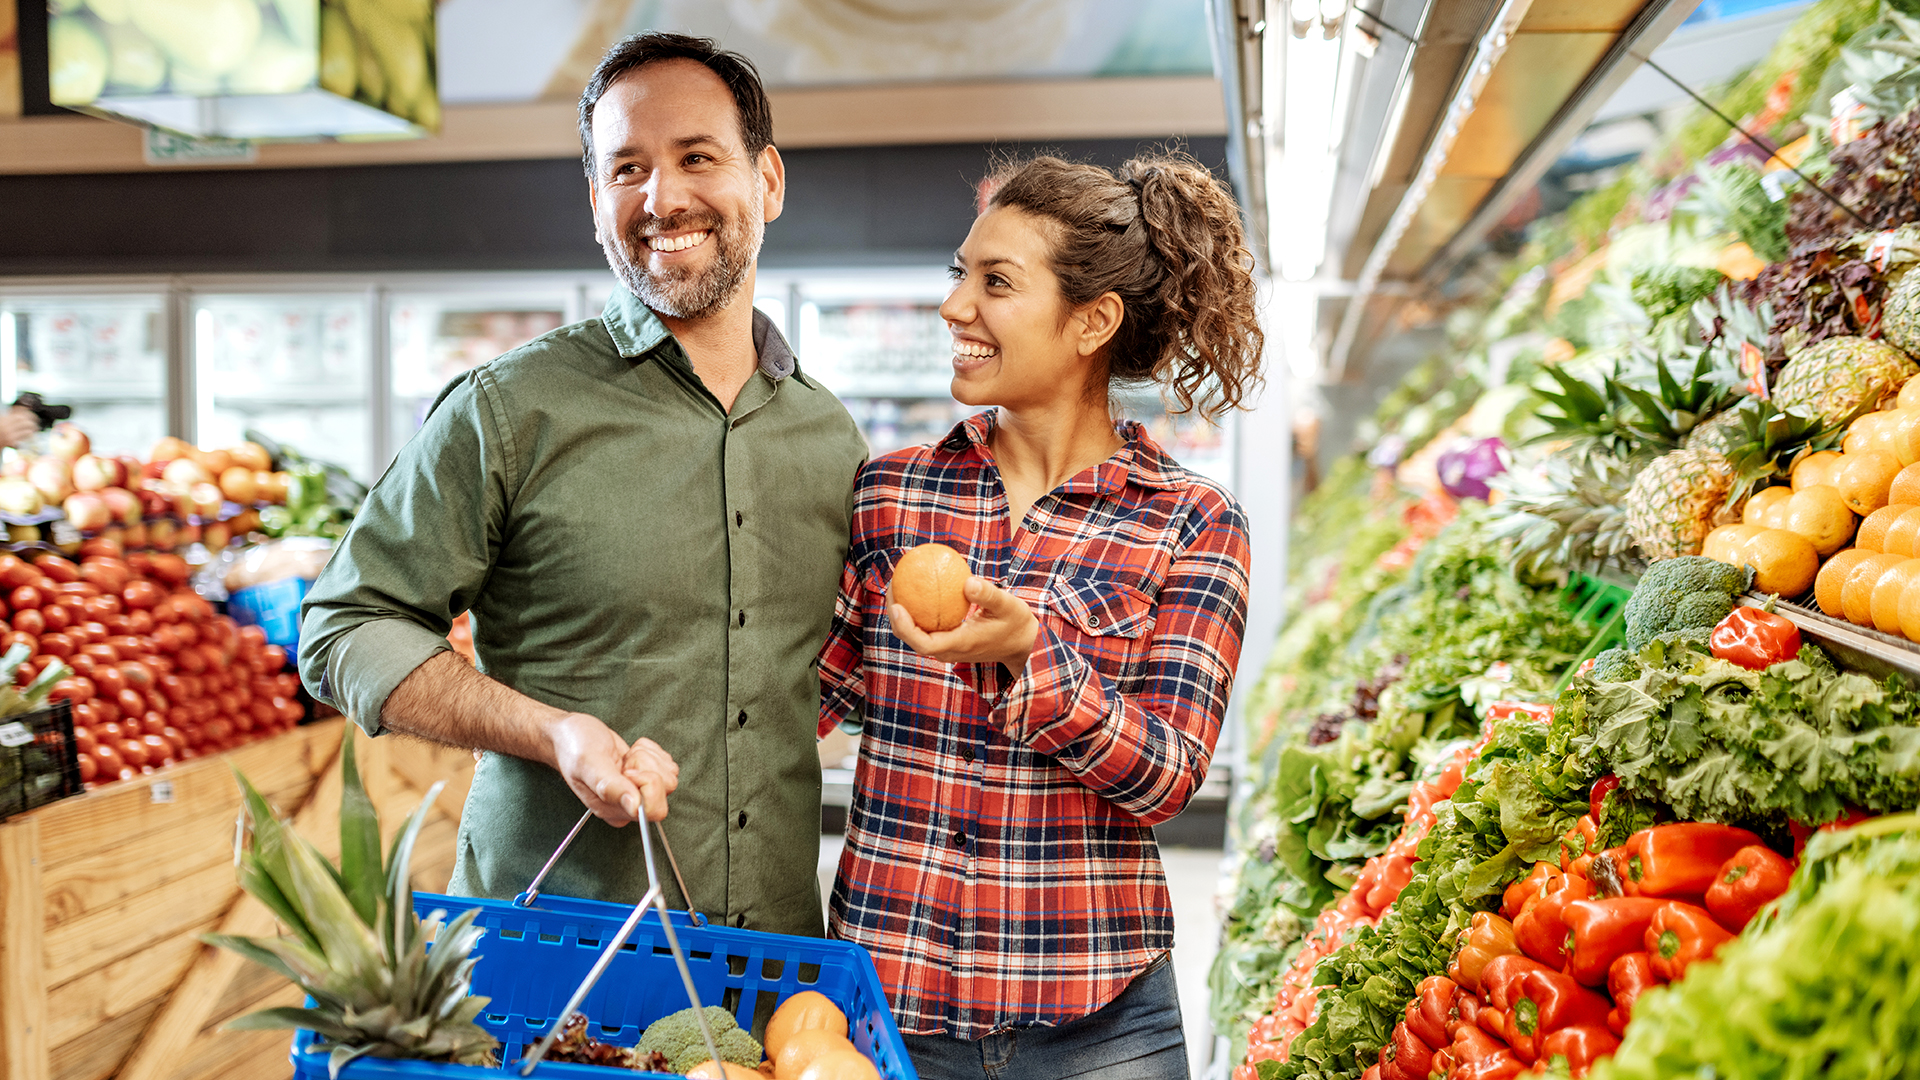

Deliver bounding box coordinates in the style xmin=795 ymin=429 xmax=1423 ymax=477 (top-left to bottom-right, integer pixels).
xmin=298 ymin=290 xmax=867 ymax=936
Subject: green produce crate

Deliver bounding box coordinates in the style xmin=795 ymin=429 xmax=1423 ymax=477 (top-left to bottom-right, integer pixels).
xmin=1556 ymin=574 xmax=1634 ymax=690
xmin=0 ymin=701 xmax=80 ymax=821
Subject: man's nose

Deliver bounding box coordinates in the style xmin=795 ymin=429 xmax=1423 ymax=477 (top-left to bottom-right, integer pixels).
xmin=640 ymin=168 xmax=694 ymax=221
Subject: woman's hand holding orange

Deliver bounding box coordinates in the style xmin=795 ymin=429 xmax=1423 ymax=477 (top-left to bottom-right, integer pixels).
xmin=889 ymin=576 xmax=1039 ymax=670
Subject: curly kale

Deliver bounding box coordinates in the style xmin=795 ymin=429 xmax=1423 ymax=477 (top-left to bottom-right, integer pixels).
xmin=636 ymin=1006 xmax=762 ymax=1074
xmin=1622 ymin=556 xmax=1750 ymax=651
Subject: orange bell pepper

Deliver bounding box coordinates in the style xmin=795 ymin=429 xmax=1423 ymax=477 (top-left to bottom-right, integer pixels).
xmin=1448 ymin=911 xmax=1519 ymax=994
xmin=1560 ymin=897 xmax=1665 ymax=986
xmin=1612 ymin=823 xmax=1763 ymax=899
xmin=1645 ymin=901 xmax=1736 ymax=981
xmin=1703 ymin=844 xmax=1794 ymax=932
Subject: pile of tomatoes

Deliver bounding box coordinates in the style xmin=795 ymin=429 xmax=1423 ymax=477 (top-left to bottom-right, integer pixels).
xmin=9 ymin=538 xmax=304 ymax=787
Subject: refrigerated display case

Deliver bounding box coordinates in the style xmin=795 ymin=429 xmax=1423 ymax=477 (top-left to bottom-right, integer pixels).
xmin=193 ymin=292 xmax=375 ymax=482
xmin=387 ymin=289 xmax=570 ymax=455
xmin=0 ymin=292 xmax=168 ymax=459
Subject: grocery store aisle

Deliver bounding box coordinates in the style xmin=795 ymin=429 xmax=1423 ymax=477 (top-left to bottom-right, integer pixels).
xmin=818 ymin=837 xmax=1226 ymax=1080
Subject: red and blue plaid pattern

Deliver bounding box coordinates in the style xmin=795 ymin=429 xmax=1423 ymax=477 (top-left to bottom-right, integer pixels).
xmin=817 ymin=410 xmax=1251 ymax=1039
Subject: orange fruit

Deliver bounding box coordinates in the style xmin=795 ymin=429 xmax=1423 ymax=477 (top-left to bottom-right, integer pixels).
xmin=1891 ymin=462 xmax=1920 ymax=505
xmin=1835 ymin=450 xmax=1902 ymax=515
xmin=796 ymin=1049 xmax=880 ymax=1080
xmin=1792 ymin=450 xmax=1844 ymax=490
xmin=1844 ymin=430 xmax=1874 ymax=455
xmin=1781 ymin=485 xmax=1856 ymax=555
xmin=889 ymin=543 xmax=970 ymax=632
xmin=1886 ymin=507 xmax=1920 ymax=557
xmin=1844 ymin=552 xmax=1908 ymax=625
xmin=775 ymin=1030 xmax=856 ymax=1080
xmin=688 ymin=1063 xmax=765 ymax=1080
xmin=765 ymin=992 xmax=849 ymax=1064
xmin=1894 ymin=410 xmax=1920 ymax=465
xmin=1742 ymin=485 xmax=1793 ymax=527
xmin=1899 ymin=573 xmax=1920 ymax=641
xmin=1901 ymin=375 xmax=1920 ymax=411
xmin=1703 ymin=524 xmax=1762 ymax=563
xmin=1859 ymin=503 xmax=1918 ymax=551
xmin=1741 ymin=528 xmax=1818 ymax=597
xmin=1871 ymin=558 xmax=1920 ymax=633
xmin=1818 ymin=549 xmax=1874 ymax=616
xmin=1871 ymin=410 xmax=1917 ymax=460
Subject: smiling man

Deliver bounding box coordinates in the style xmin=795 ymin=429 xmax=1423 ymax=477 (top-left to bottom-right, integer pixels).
xmin=298 ymin=33 xmax=867 ymax=934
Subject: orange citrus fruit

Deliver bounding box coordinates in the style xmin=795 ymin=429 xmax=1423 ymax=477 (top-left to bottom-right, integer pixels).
xmin=1742 ymin=485 xmax=1794 ymax=527
xmin=1871 ymin=558 xmax=1920 ymax=634
xmin=1836 ymin=450 xmax=1903 ymax=515
xmin=1792 ymin=450 xmax=1845 ymax=490
xmin=796 ymin=1049 xmax=880 ymax=1080
xmin=1844 ymin=552 xmax=1908 ymax=625
xmin=775 ymin=1030 xmax=856 ymax=1080
xmin=765 ymin=992 xmax=849 ymax=1064
xmin=1782 ymin=485 xmax=1856 ymax=555
xmin=1741 ymin=529 xmax=1818 ymax=597
xmin=1859 ymin=503 xmax=1918 ymax=551
xmin=1886 ymin=507 xmax=1920 ymax=557
xmin=1890 ymin=462 xmax=1920 ymax=505
xmin=1871 ymin=410 xmax=1916 ymax=460
xmin=1818 ymin=549 xmax=1874 ymax=616
xmin=1893 ymin=410 xmax=1920 ymax=465
xmin=1901 ymin=375 xmax=1920 ymax=411
xmin=890 ymin=543 xmax=970 ymax=632
xmin=1703 ymin=524 xmax=1762 ymax=563
xmin=1899 ymin=573 xmax=1920 ymax=641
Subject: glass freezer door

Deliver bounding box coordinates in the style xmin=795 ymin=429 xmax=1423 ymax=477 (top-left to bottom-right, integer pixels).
xmin=0 ymin=294 xmax=167 ymax=459
xmin=193 ymin=293 xmax=373 ymax=483
xmin=386 ymin=292 xmax=568 ymax=468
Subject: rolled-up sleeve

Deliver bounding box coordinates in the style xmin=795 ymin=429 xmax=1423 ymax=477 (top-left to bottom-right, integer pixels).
xmin=298 ymin=371 xmax=516 ymax=735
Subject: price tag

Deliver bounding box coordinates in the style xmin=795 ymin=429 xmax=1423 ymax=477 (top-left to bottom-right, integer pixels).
xmin=49 ymin=519 xmax=80 ymax=547
xmin=150 ymin=780 xmax=175 ymax=804
xmin=143 ymin=128 xmax=257 ymax=166
xmin=0 ymin=722 xmax=30 ymax=748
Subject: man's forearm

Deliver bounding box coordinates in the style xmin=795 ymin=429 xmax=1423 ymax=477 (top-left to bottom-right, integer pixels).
xmin=380 ymin=651 xmax=565 ymax=769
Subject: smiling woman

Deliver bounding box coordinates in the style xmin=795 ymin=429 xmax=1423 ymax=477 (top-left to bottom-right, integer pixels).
xmin=818 ymin=151 xmax=1265 ymax=1080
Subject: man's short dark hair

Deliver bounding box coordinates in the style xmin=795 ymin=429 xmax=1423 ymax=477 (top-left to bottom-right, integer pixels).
xmin=578 ymin=32 xmax=774 ymax=183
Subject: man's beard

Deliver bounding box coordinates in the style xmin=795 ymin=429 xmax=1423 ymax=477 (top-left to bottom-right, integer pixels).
xmin=605 ymin=208 xmax=761 ymax=321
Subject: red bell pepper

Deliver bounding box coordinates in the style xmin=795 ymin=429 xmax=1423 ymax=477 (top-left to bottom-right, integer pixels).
xmin=1589 ymin=774 xmax=1620 ymax=823
xmin=1537 ymin=1024 xmax=1622 ymax=1078
xmin=1613 ymin=823 xmax=1763 ymax=899
xmin=1480 ymin=953 xmax=1552 ymax=1012
xmin=1367 ymin=854 xmax=1416 ymax=913
xmin=1378 ymin=1021 xmax=1432 ymax=1080
xmin=1455 ymin=1053 xmax=1525 ymax=1080
xmin=1562 ymin=815 xmax=1599 ymax=878
xmin=1709 ymin=606 xmax=1801 ymax=670
xmin=1360 ymin=1066 xmax=1381 ymax=1080
xmin=1704 ymin=845 xmax=1795 ymax=932
xmin=1502 ymin=862 xmax=1562 ymax=920
xmin=1509 ymin=969 xmax=1613 ymax=1062
xmin=1451 ymin=992 xmax=1481 ymax=1036
xmin=1605 ymin=951 xmax=1658 ymax=1034
xmin=1476 ymin=1006 xmax=1515 ymax=1047
xmin=1561 ymin=897 xmax=1666 ymax=986
xmin=1645 ymin=902 xmax=1736 ymax=981
xmin=1788 ymin=806 xmax=1874 ymax=856
xmin=1514 ymin=872 xmax=1592 ymax=966
xmin=1404 ymin=976 xmax=1458 ymax=1048
xmin=1485 ymin=701 xmax=1554 ymax=724
xmin=1448 ymin=911 xmax=1519 ymax=994
xmin=1450 ymin=1023 xmax=1507 ymax=1063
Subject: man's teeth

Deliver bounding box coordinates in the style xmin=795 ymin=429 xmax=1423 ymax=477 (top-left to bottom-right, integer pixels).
xmin=647 ymin=231 xmax=709 ymax=252
xmin=953 ymin=341 xmax=998 ymax=358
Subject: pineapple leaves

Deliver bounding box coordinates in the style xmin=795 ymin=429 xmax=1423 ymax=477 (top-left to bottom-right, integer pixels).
xmin=384 ymin=779 xmax=446 ymax=961
xmin=338 ymin=732 xmax=383 ymax=928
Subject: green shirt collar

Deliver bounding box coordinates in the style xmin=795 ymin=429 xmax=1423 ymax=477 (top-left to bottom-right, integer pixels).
xmin=601 ymin=287 xmax=797 ymax=381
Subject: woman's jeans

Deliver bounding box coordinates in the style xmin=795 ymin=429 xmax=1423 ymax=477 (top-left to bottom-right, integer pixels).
xmin=899 ymin=954 xmax=1188 ymax=1080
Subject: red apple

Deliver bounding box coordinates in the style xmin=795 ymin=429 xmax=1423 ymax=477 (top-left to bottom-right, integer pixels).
xmin=63 ymin=492 xmax=111 ymax=532
xmin=27 ymin=456 xmax=73 ymax=504
xmin=72 ymin=454 xmax=126 ymax=492
xmin=48 ymin=422 xmax=90 ymax=463
xmin=99 ymin=486 xmax=141 ymax=526
xmin=160 ymin=457 xmax=213 ymax=492
xmin=0 ymin=476 xmax=41 ymax=515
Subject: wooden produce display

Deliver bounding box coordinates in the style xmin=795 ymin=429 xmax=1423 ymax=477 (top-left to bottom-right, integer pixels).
xmin=0 ymin=719 xmax=476 ymax=1080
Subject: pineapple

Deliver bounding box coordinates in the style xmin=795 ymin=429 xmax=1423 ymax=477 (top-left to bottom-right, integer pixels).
xmin=1487 ymin=452 xmax=1641 ymax=576
xmin=1682 ymin=407 xmax=1747 ymax=456
xmin=1884 ymin=268 xmax=1920 ymax=358
xmin=205 ymin=735 xmax=498 ymax=1078
xmin=1772 ymin=336 xmax=1918 ymax=425
xmin=1623 ymin=446 xmax=1735 ymax=560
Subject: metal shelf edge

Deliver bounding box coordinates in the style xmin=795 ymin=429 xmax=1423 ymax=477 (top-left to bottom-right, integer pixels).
xmin=1737 ymin=593 xmax=1920 ymax=684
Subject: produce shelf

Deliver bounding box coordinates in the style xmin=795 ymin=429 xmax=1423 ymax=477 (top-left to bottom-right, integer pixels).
xmin=1736 ymin=593 xmax=1920 ymax=685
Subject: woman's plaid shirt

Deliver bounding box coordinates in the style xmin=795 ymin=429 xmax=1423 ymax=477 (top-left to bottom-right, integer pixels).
xmin=817 ymin=411 xmax=1251 ymax=1039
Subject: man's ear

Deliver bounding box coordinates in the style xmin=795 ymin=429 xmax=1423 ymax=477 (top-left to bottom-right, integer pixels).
xmin=760 ymin=145 xmax=787 ymax=225
xmin=588 ymin=175 xmax=603 ymax=244
xmin=1076 ymin=292 xmax=1125 ymax=357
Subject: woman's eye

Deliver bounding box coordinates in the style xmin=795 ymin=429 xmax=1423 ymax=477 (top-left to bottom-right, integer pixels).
xmin=986 ymin=274 xmax=1010 ymax=289
xmin=945 ymin=265 xmax=965 ymax=281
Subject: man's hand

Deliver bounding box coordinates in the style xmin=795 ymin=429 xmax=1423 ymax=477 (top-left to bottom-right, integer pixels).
xmin=620 ymin=736 xmax=680 ymax=824
xmin=547 ymin=712 xmax=670 ymax=826
xmin=889 ymin=575 xmax=1039 ymax=670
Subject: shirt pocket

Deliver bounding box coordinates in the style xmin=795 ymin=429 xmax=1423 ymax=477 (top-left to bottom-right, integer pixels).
xmin=1046 ymin=575 xmax=1155 ymax=681
xmin=856 ymin=548 xmax=905 ymax=597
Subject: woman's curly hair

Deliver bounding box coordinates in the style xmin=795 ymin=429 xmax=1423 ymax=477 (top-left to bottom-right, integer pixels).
xmin=985 ymin=151 xmax=1265 ymax=421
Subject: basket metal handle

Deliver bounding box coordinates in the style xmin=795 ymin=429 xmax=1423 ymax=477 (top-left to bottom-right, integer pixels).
xmin=519 ymin=816 xmax=722 ymax=1075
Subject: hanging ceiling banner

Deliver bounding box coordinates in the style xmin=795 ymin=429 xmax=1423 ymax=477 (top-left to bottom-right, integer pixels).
xmin=45 ymin=0 xmax=440 ymax=142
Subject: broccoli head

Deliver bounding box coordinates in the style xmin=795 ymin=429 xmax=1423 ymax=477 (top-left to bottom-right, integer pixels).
xmin=637 ymin=1005 xmax=763 ymax=1074
xmin=1586 ymin=647 xmax=1639 ymax=683
xmin=1622 ymin=556 xmax=1750 ymax=651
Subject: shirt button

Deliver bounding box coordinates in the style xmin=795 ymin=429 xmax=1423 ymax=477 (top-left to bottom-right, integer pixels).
xmin=735 ymin=510 xmax=743 ymax=526
xmin=1024 ymin=520 xmax=1040 ymax=533
xmin=961 ymin=746 xmax=975 ymax=763
xmin=737 ymin=610 xmax=747 ymax=627
xmin=737 ymin=710 xmax=748 ymax=727
xmin=738 ymin=811 xmax=748 ymax=829
xmin=951 ymin=830 xmax=967 ymax=849
xmin=1088 ymin=615 xmax=1101 ymax=628
xmin=735 ymin=914 xmax=747 ymax=927
xmin=940 ymin=434 xmax=969 ymax=452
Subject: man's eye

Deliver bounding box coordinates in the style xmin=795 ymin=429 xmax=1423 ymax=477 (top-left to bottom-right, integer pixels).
xmin=685 ymin=154 xmax=711 ymax=165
